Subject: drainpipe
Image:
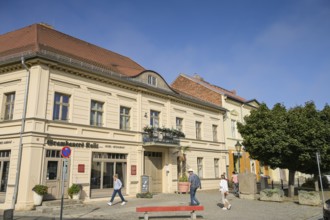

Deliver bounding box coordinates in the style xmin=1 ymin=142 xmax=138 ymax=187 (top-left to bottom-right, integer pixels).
xmin=11 ymin=57 xmax=31 ymax=210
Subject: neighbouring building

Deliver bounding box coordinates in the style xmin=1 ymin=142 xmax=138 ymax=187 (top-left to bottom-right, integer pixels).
xmin=171 ymin=74 xmax=275 ymax=181
xmin=0 ymin=24 xmax=227 ymax=210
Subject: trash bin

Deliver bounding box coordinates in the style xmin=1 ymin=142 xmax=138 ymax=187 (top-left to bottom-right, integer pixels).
xmin=260 ymin=176 xmax=269 ymax=190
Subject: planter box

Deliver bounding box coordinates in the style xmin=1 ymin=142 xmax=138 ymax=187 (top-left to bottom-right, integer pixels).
xmin=178 ymin=182 xmax=189 ymax=194
xmin=33 ymin=192 xmax=43 ymax=206
xmin=298 ymin=190 xmax=320 ymax=206
xmin=259 ymin=189 xmax=284 ymax=202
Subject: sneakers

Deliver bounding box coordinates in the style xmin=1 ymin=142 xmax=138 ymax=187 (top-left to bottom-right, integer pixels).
xmin=108 ymin=201 xmax=127 ymax=206
xmin=222 ymin=207 xmax=227 ymax=210
xmin=227 ymin=204 xmax=232 ymax=210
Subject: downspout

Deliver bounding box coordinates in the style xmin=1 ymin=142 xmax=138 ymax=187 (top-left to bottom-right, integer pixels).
xmin=11 ymin=57 xmax=31 ymax=209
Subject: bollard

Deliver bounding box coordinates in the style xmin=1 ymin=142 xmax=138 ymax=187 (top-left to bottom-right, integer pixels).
xmin=3 ymin=209 xmax=13 ymax=220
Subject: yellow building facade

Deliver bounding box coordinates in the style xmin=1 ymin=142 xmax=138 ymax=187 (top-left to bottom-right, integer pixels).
xmin=0 ymin=24 xmax=228 ymax=210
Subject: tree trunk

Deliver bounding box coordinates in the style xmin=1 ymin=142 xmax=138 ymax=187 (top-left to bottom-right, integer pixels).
xmin=288 ymin=170 xmax=296 ymax=198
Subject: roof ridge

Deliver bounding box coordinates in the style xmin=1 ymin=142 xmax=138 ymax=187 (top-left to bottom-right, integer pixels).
xmin=180 ymin=73 xmax=246 ymax=101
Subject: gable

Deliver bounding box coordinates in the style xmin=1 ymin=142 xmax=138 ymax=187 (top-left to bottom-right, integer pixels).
xmin=134 ymin=70 xmax=173 ymax=92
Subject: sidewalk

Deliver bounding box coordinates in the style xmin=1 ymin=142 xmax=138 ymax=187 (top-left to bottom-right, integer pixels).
xmin=5 ymin=190 xmax=325 ymax=220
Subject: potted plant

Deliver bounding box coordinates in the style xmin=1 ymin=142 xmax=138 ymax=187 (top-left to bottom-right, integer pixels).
xmin=68 ymin=183 xmax=82 ymax=200
xmin=143 ymin=126 xmax=155 ymax=138
xmin=32 ymin=184 xmax=48 ymax=206
xmin=176 ymin=145 xmax=190 ymax=193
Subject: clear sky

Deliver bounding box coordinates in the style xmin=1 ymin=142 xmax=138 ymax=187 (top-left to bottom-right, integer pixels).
xmin=1 ymin=0 xmax=329 ymax=109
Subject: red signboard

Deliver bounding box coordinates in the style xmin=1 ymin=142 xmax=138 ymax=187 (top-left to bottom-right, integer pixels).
xmin=131 ymin=165 xmax=137 ymax=175
xmin=78 ymin=164 xmax=85 ymax=173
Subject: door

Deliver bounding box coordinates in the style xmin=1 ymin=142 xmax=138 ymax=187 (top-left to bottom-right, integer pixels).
xmin=44 ymin=150 xmax=70 ymax=200
xmin=90 ymin=152 xmax=127 ymax=198
xmin=144 ymin=152 xmax=162 ymax=193
xmin=0 ymin=150 xmax=10 ymax=203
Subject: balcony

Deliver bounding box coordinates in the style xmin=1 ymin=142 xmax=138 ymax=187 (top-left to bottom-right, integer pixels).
xmin=142 ymin=126 xmax=185 ymax=146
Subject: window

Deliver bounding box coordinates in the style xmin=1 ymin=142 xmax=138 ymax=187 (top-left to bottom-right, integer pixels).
xmin=120 ymin=106 xmax=130 ymax=130
xmin=197 ymin=157 xmax=203 ymax=178
xmin=214 ymin=158 xmax=219 ymax=178
xmin=53 ymin=93 xmax=70 ymax=121
xmin=90 ymin=100 xmax=103 ymax=126
xmin=148 ymin=75 xmax=157 ymax=86
xmin=212 ymin=125 xmax=218 ymax=142
xmin=231 ymin=119 xmax=237 ymax=138
xmin=150 ymin=110 xmax=160 ymax=127
xmin=195 ymin=121 xmax=201 ymax=140
xmin=3 ymin=92 xmax=15 ymax=120
xmin=176 ymin=117 xmax=183 ymax=131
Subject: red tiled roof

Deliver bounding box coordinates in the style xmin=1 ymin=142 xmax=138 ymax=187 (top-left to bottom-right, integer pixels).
xmin=171 ymin=74 xmax=247 ymax=105
xmin=0 ymin=23 xmax=145 ymax=76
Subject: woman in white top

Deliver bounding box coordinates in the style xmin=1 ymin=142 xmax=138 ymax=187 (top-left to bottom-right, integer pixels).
xmin=219 ymin=174 xmax=231 ymax=210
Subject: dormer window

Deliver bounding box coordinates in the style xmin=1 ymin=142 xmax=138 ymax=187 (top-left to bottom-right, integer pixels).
xmin=148 ymin=75 xmax=157 ymax=86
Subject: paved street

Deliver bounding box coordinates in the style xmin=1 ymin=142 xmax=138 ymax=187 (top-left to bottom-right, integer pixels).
xmin=3 ymin=189 xmax=327 ymax=220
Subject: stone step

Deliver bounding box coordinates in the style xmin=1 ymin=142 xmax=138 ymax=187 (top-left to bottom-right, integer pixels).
xmin=35 ymin=199 xmax=85 ymax=213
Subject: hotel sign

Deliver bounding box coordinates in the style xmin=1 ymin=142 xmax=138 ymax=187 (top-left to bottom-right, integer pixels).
xmin=47 ymin=139 xmax=99 ymax=149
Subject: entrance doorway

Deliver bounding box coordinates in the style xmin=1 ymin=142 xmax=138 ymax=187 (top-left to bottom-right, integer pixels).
xmin=0 ymin=150 xmax=10 ymax=203
xmin=90 ymin=152 xmax=127 ymax=198
xmin=43 ymin=150 xmax=70 ymax=200
xmin=144 ymin=151 xmax=162 ymax=193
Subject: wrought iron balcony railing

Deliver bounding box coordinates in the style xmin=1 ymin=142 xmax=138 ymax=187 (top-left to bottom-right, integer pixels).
xmin=142 ymin=131 xmax=180 ymax=145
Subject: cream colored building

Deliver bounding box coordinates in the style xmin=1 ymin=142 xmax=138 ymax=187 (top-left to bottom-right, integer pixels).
xmin=0 ymin=24 xmax=227 ymax=210
xmin=171 ymin=74 xmax=277 ymax=181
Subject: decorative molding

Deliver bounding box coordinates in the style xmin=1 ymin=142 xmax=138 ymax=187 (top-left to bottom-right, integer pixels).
xmin=51 ymin=79 xmax=80 ymax=89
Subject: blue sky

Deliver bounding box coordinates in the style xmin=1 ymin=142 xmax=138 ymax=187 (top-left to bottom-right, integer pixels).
xmin=1 ymin=0 xmax=330 ymax=109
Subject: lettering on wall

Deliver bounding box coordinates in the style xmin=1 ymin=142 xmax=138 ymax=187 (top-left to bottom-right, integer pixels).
xmin=0 ymin=140 xmax=12 ymax=145
xmin=47 ymin=139 xmax=99 ymax=149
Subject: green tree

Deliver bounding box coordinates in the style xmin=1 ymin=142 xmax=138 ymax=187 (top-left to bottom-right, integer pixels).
xmin=238 ymin=102 xmax=330 ymax=197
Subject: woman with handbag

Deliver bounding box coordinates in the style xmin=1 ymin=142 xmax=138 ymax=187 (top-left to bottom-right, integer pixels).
xmin=219 ymin=174 xmax=231 ymax=210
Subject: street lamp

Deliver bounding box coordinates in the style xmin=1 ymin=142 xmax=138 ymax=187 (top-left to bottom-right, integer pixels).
xmin=235 ymin=141 xmax=242 ymax=173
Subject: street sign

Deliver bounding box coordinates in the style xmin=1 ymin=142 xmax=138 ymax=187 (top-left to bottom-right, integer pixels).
xmin=61 ymin=146 xmax=71 ymax=158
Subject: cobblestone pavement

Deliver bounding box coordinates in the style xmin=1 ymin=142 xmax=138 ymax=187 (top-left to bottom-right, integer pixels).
xmin=4 ymin=190 xmax=327 ymax=220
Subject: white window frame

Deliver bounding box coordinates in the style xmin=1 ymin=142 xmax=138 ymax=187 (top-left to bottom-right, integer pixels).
xmin=176 ymin=117 xmax=183 ymax=131
xmin=214 ymin=158 xmax=219 ymax=178
xmin=3 ymin=92 xmax=15 ymax=120
xmin=148 ymin=75 xmax=157 ymax=86
xmin=90 ymin=100 xmax=104 ymax=127
xmin=231 ymin=119 xmax=237 ymax=138
xmin=150 ymin=110 xmax=160 ymax=128
xmin=195 ymin=121 xmax=202 ymax=140
xmin=53 ymin=92 xmax=70 ymax=121
xmin=197 ymin=157 xmax=203 ymax=178
xmin=120 ymin=106 xmax=131 ymax=130
xmin=212 ymin=124 xmax=218 ymax=142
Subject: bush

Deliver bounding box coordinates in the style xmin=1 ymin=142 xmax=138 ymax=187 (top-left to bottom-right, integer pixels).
xmin=261 ymin=188 xmax=283 ymax=197
xmin=32 ymin=185 xmax=48 ymax=196
xmin=301 ymin=178 xmax=314 ymax=188
xmin=301 ymin=177 xmax=329 ymax=189
xmin=179 ymin=174 xmax=188 ymax=182
xmin=136 ymin=192 xmax=153 ymax=198
xmin=68 ymin=184 xmax=82 ymax=198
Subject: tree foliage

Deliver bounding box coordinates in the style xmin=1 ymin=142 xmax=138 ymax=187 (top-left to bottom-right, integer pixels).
xmin=237 ymin=102 xmax=330 ymax=179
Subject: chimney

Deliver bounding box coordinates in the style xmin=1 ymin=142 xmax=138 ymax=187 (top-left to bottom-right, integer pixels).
xmin=193 ymin=74 xmax=204 ymax=81
xmin=39 ymin=22 xmax=54 ymax=29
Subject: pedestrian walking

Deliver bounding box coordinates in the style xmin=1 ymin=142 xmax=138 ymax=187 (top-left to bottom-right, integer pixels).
xmin=107 ymin=174 xmax=126 ymax=206
xmin=219 ymin=174 xmax=231 ymax=210
xmin=231 ymin=171 xmax=239 ymax=197
xmin=188 ymin=168 xmax=201 ymax=206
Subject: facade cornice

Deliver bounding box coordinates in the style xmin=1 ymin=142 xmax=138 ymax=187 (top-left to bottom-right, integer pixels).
xmin=0 ymin=50 xmax=227 ymax=114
